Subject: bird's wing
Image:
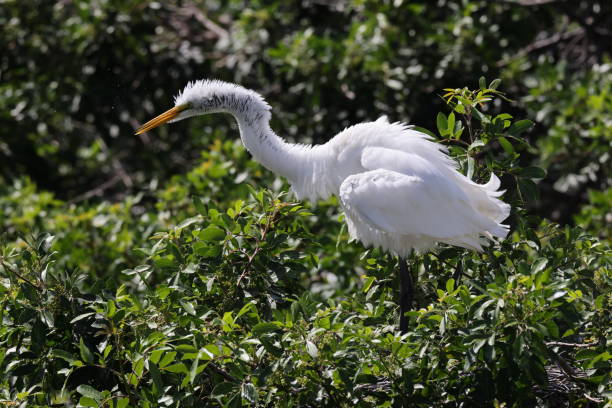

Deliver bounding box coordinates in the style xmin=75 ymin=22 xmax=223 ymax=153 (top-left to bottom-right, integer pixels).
xmin=339 ymin=147 xmax=501 ymax=240
xmin=340 ymin=169 xmax=486 ymax=239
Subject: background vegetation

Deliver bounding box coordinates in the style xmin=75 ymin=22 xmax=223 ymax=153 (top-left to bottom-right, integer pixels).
xmin=0 ymin=0 xmax=610 ymax=406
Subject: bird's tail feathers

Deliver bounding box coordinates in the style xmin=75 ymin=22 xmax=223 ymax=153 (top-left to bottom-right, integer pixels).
xmin=471 ymin=173 xmax=511 ymax=224
xmin=482 ymin=173 xmax=504 ymax=197
xmin=486 ymin=223 xmax=510 ymax=240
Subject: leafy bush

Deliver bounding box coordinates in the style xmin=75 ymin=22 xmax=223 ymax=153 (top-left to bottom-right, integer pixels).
xmin=521 ymin=63 xmax=612 ymax=227
xmin=2 ymin=0 xmax=609 ymax=223
xmin=1 ymin=82 xmax=609 ymax=407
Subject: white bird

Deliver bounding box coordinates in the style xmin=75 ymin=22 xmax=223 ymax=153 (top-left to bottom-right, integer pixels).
xmin=135 ymin=79 xmax=511 ymax=332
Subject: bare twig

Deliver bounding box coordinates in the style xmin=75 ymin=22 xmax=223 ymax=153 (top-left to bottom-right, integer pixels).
xmin=167 ymin=2 xmax=228 ymax=40
xmin=438 ymin=139 xmax=470 ymax=148
xmin=495 ymin=0 xmax=559 ymax=5
xmin=583 ymin=394 xmax=604 ymax=403
xmin=181 ymin=4 xmax=228 ymax=39
xmin=354 ymin=380 xmax=392 ymax=393
xmin=95 ymin=137 xmax=133 ymax=189
xmin=518 ymin=0 xmax=557 ymax=5
xmin=1 ymin=260 xmax=40 ymax=291
xmin=208 ymin=362 xmax=239 ymax=383
xmin=131 ymin=118 xmax=152 ymax=146
xmin=236 ymin=204 xmax=281 ymax=286
xmin=68 ymin=175 xmax=122 ymax=204
xmin=546 ymin=341 xmax=598 ymax=348
xmin=111 ymin=157 xmax=133 ymax=188
xmin=497 ymin=28 xmax=584 ymax=67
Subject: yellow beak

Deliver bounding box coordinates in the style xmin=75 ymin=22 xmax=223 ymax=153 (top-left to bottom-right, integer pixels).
xmin=134 ymin=104 xmax=189 ymax=135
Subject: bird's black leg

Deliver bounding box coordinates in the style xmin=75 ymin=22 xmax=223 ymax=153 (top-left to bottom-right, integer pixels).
xmin=452 ymin=259 xmax=463 ymax=288
xmin=398 ymin=258 xmax=413 ymax=334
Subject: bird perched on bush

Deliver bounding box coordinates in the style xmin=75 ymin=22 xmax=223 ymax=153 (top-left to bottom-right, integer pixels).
xmin=136 ymin=80 xmax=510 ymax=332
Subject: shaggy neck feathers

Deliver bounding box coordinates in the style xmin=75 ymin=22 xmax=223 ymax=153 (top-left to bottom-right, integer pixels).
xmin=176 ymin=80 xmax=335 ymax=201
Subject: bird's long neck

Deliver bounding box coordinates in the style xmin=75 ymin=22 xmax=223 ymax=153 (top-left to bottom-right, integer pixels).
xmin=226 ymin=103 xmax=335 ymax=201
xmin=236 ymin=112 xmax=303 ymax=179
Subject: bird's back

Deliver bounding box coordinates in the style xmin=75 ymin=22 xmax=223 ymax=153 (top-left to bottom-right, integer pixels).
xmin=314 ymin=118 xmax=511 ymax=255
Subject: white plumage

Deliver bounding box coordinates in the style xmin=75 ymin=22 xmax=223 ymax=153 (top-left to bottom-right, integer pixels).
xmin=137 ymin=80 xmax=510 ymax=258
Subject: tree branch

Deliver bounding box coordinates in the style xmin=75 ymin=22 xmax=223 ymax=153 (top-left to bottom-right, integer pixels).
xmin=545 ymin=341 xmax=598 ymax=348
xmin=497 ymin=28 xmax=584 ymax=67
xmin=68 ymin=175 xmax=122 ymax=204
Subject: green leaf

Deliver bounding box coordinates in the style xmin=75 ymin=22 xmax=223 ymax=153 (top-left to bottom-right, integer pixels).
xmin=38 ymin=233 xmax=55 ymax=254
xmin=236 ymin=302 xmax=257 ymax=320
xmin=114 ymin=398 xmax=129 ymax=408
xmin=439 ymin=315 xmax=446 ymax=334
xmin=204 ymin=344 xmax=222 ymax=358
xmin=175 ymin=344 xmax=198 ymax=353
xmin=489 ymin=78 xmax=501 ymax=90
xmin=531 ymin=258 xmax=548 ymax=274
xmin=79 ymin=338 xmax=94 ymax=365
xmin=198 ymin=226 xmax=226 ymax=242
xmin=105 ymin=300 xmax=116 ymax=318
xmin=471 ymin=107 xmax=486 ymax=122
xmin=79 ymin=396 xmax=98 ymax=407
xmin=222 ymin=311 xmax=235 ymax=331
xmin=77 ymin=384 xmax=102 ymax=401
xmin=362 ymin=276 xmax=376 ymax=293
xmin=180 ymin=299 xmax=196 ymax=316
xmin=457 ymin=103 xmax=469 ymax=115
xmin=40 ymin=309 xmax=54 ymax=328
xmin=163 ymin=363 xmax=188 ymax=374
xmin=507 ymin=119 xmax=534 ymax=136
xmin=585 ymin=351 xmax=612 ymax=368
xmin=306 ymin=340 xmax=318 ymax=358
xmin=159 ymin=351 xmax=177 ymax=368
xmin=189 ymin=356 xmax=200 ymax=385
xmin=149 ymin=361 xmax=163 ymax=394
xmin=70 ymin=312 xmax=95 ymax=324
xmin=453 ymin=121 xmax=464 ymax=139
xmin=436 ymin=112 xmax=448 ymax=136
xmin=52 ymin=349 xmax=80 ymax=365
xmin=241 ymin=382 xmax=258 ymax=404
xmin=412 ymin=126 xmax=436 ymax=138
xmin=177 ymin=216 xmax=201 ymax=230
xmin=473 ymin=338 xmax=487 ymax=353
xmin=535 ymin=269 xmax=551 ymax=289
xmin=447 ymin=112 xmax=456 ymax=136
xmin=467 ymin=156 xmax=475 ymax=180
xmin=479 ymin=76 xmax=487 ymax=90
xmin=495 ymin=113 xmax=513 ymax=121
xmin=193 ymin=196 xmax=207 ymax=215
xmin=475 ymin=299 xmax=496 ymax=319
xmin=445 ymin=278 xmax=455 ymax=293
xmin=156 ymin=285 xmax=171 ymax=300
xmin=498 ymin=136 xmax=514 ymax=154
xmin=252 ymin=322 xmax=280 ymax=337
xmin=468 ymin=140 xmax=485 ymax=151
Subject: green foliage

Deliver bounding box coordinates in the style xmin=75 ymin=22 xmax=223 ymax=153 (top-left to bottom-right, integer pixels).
xmin=521 ymin=63 xmax=612 ymax=228
xmin=1 ymin=0 xmax=610 ymax=405
xmin=575 ymin=188 xmax=612 ymax=241
xmin=1 ymin=82 xmax=610 ymax=407
xmin=2 ymin=0 xmax=609 ymax=226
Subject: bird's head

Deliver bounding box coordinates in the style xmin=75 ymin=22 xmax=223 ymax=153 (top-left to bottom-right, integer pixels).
xmin=135 ymin=79 xmax=270 ymax=135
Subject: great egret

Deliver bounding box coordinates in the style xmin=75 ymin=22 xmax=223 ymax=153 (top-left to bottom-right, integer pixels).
xmin=136 ymin=80 xmax=510 ymax=332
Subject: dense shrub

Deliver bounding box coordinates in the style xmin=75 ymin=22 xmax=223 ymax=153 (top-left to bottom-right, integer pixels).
xmin=2 ymin=0 xmax=610 ymax=223
xmin=1 ymin=83 xmax=609 ymax=406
